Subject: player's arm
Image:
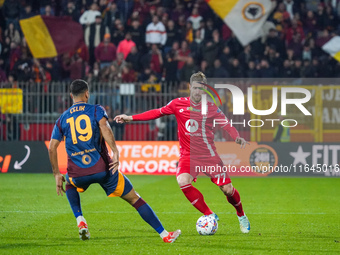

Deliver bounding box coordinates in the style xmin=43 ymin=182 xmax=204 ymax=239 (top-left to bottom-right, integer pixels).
xmin=99 ymin=117 xmax=119 ymax=173
xmin=221 ymin=124 xmax=250 ymax=149
xmin=48 ymin=138 xmax=65 ymax=196
xmin=114 ymin=100 xmax=175 ymax=123
xmin=215 ymin=108 xmax=250 ymax=149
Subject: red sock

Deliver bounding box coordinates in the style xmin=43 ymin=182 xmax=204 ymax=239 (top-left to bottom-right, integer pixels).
xmin=227 ymin=188 xmax=244 ymax=216
xmin=180 ymin=184 xmax=213 ymax=215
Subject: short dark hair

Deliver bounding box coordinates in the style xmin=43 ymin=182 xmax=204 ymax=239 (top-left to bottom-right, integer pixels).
xmin=70 ymin=79 xmax=89 ymax=96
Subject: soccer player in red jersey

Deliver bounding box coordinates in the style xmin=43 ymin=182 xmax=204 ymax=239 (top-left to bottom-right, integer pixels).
xmin=114 ymin=72 xmax=251 ymax=233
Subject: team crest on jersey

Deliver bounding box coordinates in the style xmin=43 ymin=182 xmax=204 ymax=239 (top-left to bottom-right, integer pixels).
xmin=185 ymin=119 xmax=199 ymax=133
xmin=187 ymin=107 xmax=201 ymax=112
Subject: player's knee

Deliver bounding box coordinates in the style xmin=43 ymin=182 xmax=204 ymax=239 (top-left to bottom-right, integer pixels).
xmin=177 ymin=176 xmax=191 ymax=187
xmin=122 ymin=189 xmax=140 ymax=205
xmin=220 ymin=183 xmax=234 ymax=196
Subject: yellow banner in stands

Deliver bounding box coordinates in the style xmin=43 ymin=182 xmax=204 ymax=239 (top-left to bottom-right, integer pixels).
xmin=0 ymin=88 xmax=23 ymax=114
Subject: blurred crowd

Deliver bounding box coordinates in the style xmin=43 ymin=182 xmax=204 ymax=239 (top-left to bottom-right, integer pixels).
xmin=1 ymin=0 xmax=340 ymax=87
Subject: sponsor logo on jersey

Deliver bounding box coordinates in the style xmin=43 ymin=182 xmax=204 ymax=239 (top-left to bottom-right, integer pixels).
xmin=185 ymin=119 xmax=199 ymax=133
xmin=187 ymin=106 xmax=201 ymax=112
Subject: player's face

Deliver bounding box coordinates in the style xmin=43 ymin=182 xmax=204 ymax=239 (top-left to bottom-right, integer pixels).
xmin=190 ymin=82 xmax=205 ymax=103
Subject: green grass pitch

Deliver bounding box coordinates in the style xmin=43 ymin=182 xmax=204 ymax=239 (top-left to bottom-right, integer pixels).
xmin=0 ymin=174 xmax=339 ymax=254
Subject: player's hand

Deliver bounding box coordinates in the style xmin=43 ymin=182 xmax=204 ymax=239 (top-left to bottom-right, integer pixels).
xmin=109 ymin=160 xmax=119 ymax=174
xmin=55 ymin=174 xmax=65 ymax=196
xmin=114 ymin=114 xmax=133 ymax=123
xmin=235 ymin=137 xmax=250 ymax=149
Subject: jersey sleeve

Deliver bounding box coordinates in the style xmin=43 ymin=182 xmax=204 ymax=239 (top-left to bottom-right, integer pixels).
xmin=95 ymin=105 xmax=109 ymax=122
xmin=51 ymin=117 xmax=63 ymax=141
xmin=159 ymin=99 xmax=175 ymax=115
xmin=213 ymin=106 xmax=239 ymax=141
xmin=132 ymin=100 xmax=175 ymax=121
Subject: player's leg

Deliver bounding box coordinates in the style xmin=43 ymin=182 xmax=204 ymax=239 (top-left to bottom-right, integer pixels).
xmin=102 ymin=170 xmax=181 ymax=243
xmin=177 ymin=172 xmax=213 ymax=215
xmin=65 ymin=173 xmax=91 ymax=240
xmin=122 ymin=188 xmax=181 ymax=243
xmin=219 ymin=182 xmax=250 ymax=233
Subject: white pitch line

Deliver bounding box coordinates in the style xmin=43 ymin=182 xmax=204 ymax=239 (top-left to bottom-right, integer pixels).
xmin=0 ymin=211 xmax=328 ymax=215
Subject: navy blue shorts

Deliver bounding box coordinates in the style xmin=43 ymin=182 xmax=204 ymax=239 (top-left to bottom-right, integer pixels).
xmin=65 ymin=170 xmax=133 ymax=197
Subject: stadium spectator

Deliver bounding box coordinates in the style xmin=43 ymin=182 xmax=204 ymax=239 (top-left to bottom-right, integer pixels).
xmin=279 ymin=59 xmax=293 ymax=78
xmin=2 ymin=0 xmax=20 ymax=28
xmin=176 ymin=40 xmax=191 ymax=70
xmin=4 ymin=23 xmax=21 ymax=45
xmin=126 ymin=46 xmax=142 ymax=72
xmin=95 ymin=33 xmax=117 ymax=69
xmin=238 ymin=45 xmax=253 ymax=70
xmin=111 ymin=19 xmax=126 ymax=46
xmin=163 ymin=50 xmax=179 ymax=82
xmin=180 ymin=56 xmax=197 ymax=82
xmin=79 ymin=3 xmax=101 ymax=25
xmin=145 ymin=15 xmax=167 ymax=46
xmin=0 ymin=59 xmax=7 ymax=82
xmin=104 ymin=2 xmax=120 ymax=28
xmin=283 ymin=0 xmax=298 ymax=20
xmin=63 ymin=1 xmax=80 ymax=22
xmin=287 ymin=33 xmax=303 ymax=59
xmin=302 ymin=45 xmax=312 ymax=61
xmin=33 ymin=59 xmax=51 ymax=84
xmin=84 ymin=15 xmax=110 ymax=66
xmin=117 ymin=0 xmax=134 ymax=24
xmin=219 ymin=45 xmax=232 ymax=70
xmin=62 ymin=54 xmax=85 ymax=81
xmin=20 ymin=4 xmax=35 ymax=20
xmin=12 ymin=53 xmax=32 ymax=82
xmin=315 ymin=4 xmax=327 ymax=30
xmin=129 ymin=19 xmax=145 ymax=51
xmin=200 ymin=60 xmax=211 ymax=77
xmin=291 ymin=59 xmax=303 ymax=77
xmin=211 ymin=59 xmax=229 ymax=78
xmin=164 ymin=20 xmax=179 ymax=53
xmin=305 ymin=10 xmax=317 ymax=35
xmin=121 ymin=65 xmax=136 ymax=83
xmin=41 ymin=5 xmax=55 ymax=16
xmin=229 ymin=58 xmax=244 ymax=78
xmin=204 ymin=19 xmax=215 ymax=41
xmin=187 ymin=8 xmax=203 ymax=30
xmin=246 ymin=61 xmax=259 ymax=78
xmin=190 ymin=30 xmax=203 ymax=64
xmin=266 ymin=28 xmax=286 ymax=58
xmin=112 ymin=52 xmax=127 ymax=73
xmin=301 ymin=60 xmax=315 ymax=78
xmin=138 ymin=67 xmax=156 ymax=83
xmin=184 ymin=21 xmax=194 ymax=44
xmin=258 ymin=59 xmax=276 ymax=78
xmin=149 ymin=44 xmax=163 ymax=76
xmin=202 ymin=30 xmax=221 ymax=67
xmin=117 ymin=33 xmax=136 ymax=59
xmin=45 ymin=58 xmax=62 ymax=82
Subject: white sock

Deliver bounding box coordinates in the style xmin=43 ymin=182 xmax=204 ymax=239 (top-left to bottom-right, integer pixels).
xmin=159 ymin=230 xmax=169 ymax=239
xmin=76 ymin=215 xmax=86 ymax=226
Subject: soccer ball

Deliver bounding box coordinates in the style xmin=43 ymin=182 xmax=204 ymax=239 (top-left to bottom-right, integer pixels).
xmin=196 ymin=215 xmax=218 ymax=235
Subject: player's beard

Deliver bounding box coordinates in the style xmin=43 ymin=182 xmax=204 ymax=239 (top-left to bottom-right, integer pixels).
xmin=192 ymin=94 xmax=202 ymax=103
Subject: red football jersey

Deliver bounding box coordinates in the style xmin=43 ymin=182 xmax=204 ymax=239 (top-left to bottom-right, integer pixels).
xmin=132 ymin=97 xmax=239 ymax=157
